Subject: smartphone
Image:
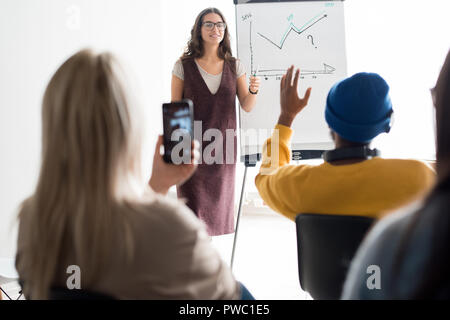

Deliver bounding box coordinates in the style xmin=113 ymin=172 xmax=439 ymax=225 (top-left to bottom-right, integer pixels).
xmin=162 ymin=99 xmax=194 ymax=164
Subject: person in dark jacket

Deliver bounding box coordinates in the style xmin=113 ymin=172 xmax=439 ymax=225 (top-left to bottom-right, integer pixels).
xmin=342 ymin=49 xmax=450 ymax=300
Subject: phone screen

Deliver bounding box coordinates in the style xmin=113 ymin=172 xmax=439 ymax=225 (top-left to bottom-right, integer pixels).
xmin=162 ymin=99 xmax=194 ymax=164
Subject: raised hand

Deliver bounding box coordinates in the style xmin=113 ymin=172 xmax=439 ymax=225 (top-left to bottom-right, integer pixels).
xmin=278 ymin=65 xmax=312 ymax=127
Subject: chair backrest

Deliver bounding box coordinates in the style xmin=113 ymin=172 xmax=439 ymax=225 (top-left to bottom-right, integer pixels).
xmin=295 ymin=213 xmax=375 ymax=300
xmin=49 ymin=287 xmax=115 ymax=300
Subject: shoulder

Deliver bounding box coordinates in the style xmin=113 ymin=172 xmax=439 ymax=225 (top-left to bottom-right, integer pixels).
xmin=172 ymin=59 xmax=185 ymax=80
xmin=180 ymin=56 xmax=195 ymax=66
xmin=128 ymin=194 xmax=204 ymax=236
xmin=174 ymin=58 xmax=183 ymax=67
xmin=361 ymin=200 xmax=420 ymax=254
xmin=372 ymin=158 xmax=435 ymax=172
xmin=124 ymin=196 xmax=240 ymax=299
xmin=280 ymin=163 xmax=322 ymax=176
xmin=341 ymin=201 xmax=421 ymax=299
xmin=234 ymin=58 xmax=246 ymax=78
xmin=259 ymin=164 xmax=316 ymax=185
xmin=125 ymin=195 xmax=208 ymax=261
xmin=366 ymin=158 xmax=436 ymax=183
xmin=289 ymin=162 xmax=336 ymax=177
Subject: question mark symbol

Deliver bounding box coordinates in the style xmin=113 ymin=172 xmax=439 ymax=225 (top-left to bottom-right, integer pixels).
xmin=66 ymin=5 xmax=81 ymax=30
xmin=307 ymin=35 xmax=317 ymax=49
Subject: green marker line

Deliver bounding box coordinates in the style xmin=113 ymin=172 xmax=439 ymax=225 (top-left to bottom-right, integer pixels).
xmin=279 ymin=11 xmax=326 ymax=47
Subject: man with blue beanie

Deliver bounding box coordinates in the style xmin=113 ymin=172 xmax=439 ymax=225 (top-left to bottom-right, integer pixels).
xmin=255 ymin=66 xmax=435 ymax=221
xmin=325 ymin=72 xmax=393 ymax=144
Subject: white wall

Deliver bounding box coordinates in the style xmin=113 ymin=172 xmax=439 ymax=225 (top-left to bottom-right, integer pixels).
xmin=0 ymin=0 xmax=163 ymax=258
xmin=1 ymin=0 xmax=449 ymax=259
xmin=344 ymin=0 xmax=449 ymax=160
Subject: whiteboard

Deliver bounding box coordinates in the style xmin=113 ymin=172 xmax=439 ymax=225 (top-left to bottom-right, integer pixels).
xmin=235 ymin=0 xmax=347 ymax=158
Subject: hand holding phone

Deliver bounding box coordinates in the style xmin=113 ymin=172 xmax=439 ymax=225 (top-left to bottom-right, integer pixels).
xmin=149 ymin=135 xmax=199 ymax=195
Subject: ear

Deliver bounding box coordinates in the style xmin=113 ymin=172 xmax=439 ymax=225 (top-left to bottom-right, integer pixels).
xmin=329 ymin=130 xmax=336 ymax=141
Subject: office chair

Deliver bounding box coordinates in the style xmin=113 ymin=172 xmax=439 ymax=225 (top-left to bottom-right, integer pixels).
xmin=295 ymin=213 xmax=375 ymax=300
xmin=49 ymin=287 xmax=115 ymax=300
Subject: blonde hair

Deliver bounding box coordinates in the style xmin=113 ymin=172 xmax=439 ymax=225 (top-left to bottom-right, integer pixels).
xmin=18 ymin=49 xmax=147 ymax=299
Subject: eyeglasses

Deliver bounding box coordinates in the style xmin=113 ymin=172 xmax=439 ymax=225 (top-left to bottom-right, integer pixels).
xmin=202 ymin=21 xmax=226 ymax=31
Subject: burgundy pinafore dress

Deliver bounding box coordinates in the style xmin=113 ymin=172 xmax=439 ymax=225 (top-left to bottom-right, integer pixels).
xmin=177 ymin=57 xmax=237 ymax=236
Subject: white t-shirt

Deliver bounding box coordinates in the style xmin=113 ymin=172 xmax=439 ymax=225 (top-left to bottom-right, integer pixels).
xmin=172 ymin=59 xmax=246 ymax=95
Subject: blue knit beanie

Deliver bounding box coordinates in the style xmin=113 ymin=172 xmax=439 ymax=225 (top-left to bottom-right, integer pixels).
xmin=325 ymin=72 xmax=393 ymax=143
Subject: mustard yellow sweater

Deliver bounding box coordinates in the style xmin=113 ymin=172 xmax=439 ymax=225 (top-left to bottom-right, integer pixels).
xmin=255 ymin=124 xmax=436 ymax=221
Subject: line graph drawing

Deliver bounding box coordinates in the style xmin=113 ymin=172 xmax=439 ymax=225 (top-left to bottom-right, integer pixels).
xmin=257 ymin=11 xmax=327 ymax=50
xmin=246 ymin=13 xmax=336 ymax=79
xmin=256 ymin=63 xmax=336 ymax=80
xmin=236 ymin=1 xmax=347 ymax=154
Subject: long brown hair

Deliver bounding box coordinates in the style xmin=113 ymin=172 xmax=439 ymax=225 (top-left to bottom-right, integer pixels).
xmin=18 ymin=49 xmax=145 ymax=299
xmin=181 ymin=8 xmax=234 ymax=62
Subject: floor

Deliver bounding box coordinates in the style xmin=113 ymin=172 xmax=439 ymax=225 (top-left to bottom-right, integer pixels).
xmin=211 ymin=211 xmax=311 ymax=300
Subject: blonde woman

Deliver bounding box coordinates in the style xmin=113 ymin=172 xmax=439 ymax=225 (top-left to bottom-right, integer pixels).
xmin=15 ymin=49 xmax=251 ymax=299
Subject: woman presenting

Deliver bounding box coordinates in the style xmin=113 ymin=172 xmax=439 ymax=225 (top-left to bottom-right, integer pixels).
xmin=172 ymin=7 xmax=259 ymax=236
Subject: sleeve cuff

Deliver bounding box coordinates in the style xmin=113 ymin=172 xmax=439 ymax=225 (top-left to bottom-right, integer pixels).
xmin=274 ymin=124 xmax=293 ymax=144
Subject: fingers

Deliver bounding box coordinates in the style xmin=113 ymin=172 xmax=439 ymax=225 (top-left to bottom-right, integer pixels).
xmin=293 ymin=68 xmax=300 ymax=89
xmin=154 ymin=135 xmax=163 ymax=157
xmin=302 ymin=87 xmax=312 ymax=104
xmin=156 ymin=135 xmax=163 ymax=147
xmin=249 ymin=76 xmax=260 ymax=85
xmin=280 ymin=74 xmax=286 ymax=90
xmin=286 ymin=65 xmax=294 ymax=86
xmin=249 ymin=76 xmax=260 ymax=91
xmin=191 ymin=139 xmax=200 ymax=164
xmin=281 ymin=66 xmax=295 ymax=94
xmin=192 ymin=139 xmax=200 ymax=149
xmin=192 ymin=150 xmax=200 ymax=165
